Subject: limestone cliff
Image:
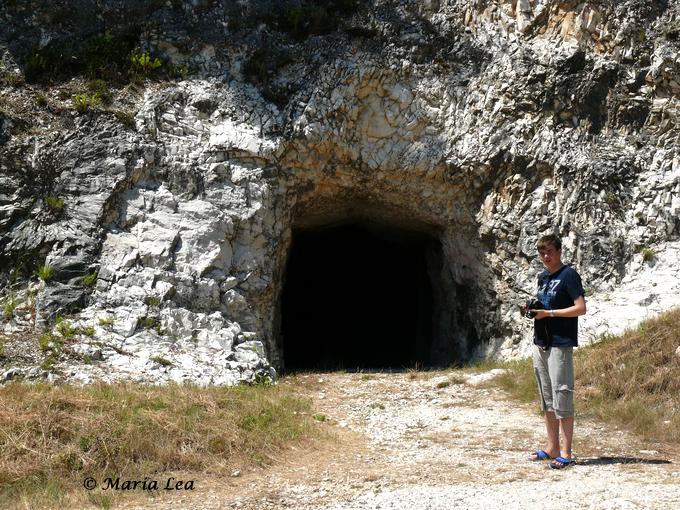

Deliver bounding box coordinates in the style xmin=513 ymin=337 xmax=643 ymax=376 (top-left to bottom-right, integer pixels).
xmin=1 ymin=0 xmax=679 ymax=384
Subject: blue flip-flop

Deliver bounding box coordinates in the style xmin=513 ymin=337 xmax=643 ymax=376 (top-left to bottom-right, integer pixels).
xmin=529 ymin=450 xmax=552 ymax=461
xmin=550 ymin=456 xmax=573 ymax=469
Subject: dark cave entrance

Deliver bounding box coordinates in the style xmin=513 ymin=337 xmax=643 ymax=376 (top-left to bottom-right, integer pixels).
xmin=280 ymin=221 xmax=446 ymax=371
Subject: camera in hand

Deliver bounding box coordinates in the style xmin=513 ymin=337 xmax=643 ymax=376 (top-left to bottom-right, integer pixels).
xmin=524 ymin=299 xmax=545 ymax=319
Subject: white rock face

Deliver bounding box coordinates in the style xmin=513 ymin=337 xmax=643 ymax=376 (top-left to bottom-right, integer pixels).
xmin=580 ymin=240 xmax=680 ymax=343
xmin=2 ymin=0 xmax=680 ymax=384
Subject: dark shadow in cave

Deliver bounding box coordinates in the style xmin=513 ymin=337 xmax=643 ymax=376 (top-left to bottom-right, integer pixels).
xmin=280 ymin=221 xmax=444 ymax=371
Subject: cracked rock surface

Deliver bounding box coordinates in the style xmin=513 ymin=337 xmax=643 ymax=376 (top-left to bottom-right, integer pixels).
xmin=1 ymin=0 xmax=680 ymax=383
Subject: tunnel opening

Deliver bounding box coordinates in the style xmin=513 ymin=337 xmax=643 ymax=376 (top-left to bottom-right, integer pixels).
xmin=280 ymin=220 xmax=450 ymax=372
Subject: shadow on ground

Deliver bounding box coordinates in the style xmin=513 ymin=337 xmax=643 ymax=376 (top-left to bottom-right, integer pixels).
xmin=577 ymin=456 xmax=672 ymax=466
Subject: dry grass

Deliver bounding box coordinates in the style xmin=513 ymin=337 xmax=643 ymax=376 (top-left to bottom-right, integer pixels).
xmin=481 ymin=358 xmax=537 ymax=404
xmin=486 ymin=307 xmax=680 ymax=444
xmin=577 ymin=307 xmax=680 ymax=442
xmin=0 ymin=381 xmax=322 ymax=509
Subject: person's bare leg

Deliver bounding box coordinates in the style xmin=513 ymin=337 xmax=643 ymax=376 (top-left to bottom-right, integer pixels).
xmin=544 ymin=411 xmax=561 ymax=457
xmin=530 ymin=410 xmax=561 ymax=459
xmin=558 ymin=416 xmax=574 ymax=459
xmin=548 ymin=415 xmax=574 ymax=468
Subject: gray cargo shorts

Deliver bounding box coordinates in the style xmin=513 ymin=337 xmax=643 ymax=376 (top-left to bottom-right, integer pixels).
xmin=532 ymin=345 xmax=574 ymax=419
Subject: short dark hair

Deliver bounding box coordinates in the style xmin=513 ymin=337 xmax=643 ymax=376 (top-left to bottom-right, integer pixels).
xmin=537 ymin=234 xmax=562 ymax=251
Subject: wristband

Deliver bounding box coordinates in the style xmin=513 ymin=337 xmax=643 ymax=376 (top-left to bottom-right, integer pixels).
xmin=550 ymin=309 xmax=555 ymax=317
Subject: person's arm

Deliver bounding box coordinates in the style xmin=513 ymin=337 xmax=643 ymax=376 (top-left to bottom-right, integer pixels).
xmin=533 ymin=296 xmax=586 ymax=320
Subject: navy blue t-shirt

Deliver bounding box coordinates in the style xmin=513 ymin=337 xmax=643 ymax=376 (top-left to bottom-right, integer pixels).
xmin=534 ymin=265 xmax=585 ymax=348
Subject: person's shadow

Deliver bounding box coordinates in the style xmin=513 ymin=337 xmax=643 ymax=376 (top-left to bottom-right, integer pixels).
xmin=576 ymin=456 xmax=672 ymax=466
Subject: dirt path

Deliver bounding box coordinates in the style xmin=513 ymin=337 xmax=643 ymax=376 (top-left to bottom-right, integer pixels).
xmin=122 ymin=370 xmax=680 ymax=510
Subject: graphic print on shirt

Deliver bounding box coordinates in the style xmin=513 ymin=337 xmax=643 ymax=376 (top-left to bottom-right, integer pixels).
xmin=538 ymin=279 xmax=561 ymax=307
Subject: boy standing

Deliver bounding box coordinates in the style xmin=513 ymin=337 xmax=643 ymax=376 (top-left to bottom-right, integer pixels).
xmin=528 ymin=234 xmax=587 ymax=469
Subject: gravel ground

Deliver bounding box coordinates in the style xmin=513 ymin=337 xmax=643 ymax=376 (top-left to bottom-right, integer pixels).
xmin=122 ymin=370 xmax=680 ymax=510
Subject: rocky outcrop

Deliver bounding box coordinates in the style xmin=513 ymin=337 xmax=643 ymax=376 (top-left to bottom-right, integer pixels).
xmin=1 ymin=0 xmax=679 ymax=383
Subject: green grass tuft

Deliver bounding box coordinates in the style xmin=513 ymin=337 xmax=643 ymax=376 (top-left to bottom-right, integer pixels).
xmin=144 ymin=296 xmax=161 ymax=307
xmin=112 ymin=109 xmax=135 ymax=129
xmin=34 ymin=93 xmax=48 ymax=107
xmin=2 ymin=294 xmax=17 ymax=321
xmin=129 ymin=50 xmax=162 ymax=77
xmin=150 ymin=355 xmax=172 ymax=367
xmin=98 ymin=316 xmax=114 ymax=327
xmin=44 ymin=196 xmax=64 ymax=213
xmin=138 ymin=316 xmax=159 ymax=330
xmin=486 ymin=357 xmax=536 ymax=403
xmin=56 ymin=320 xmax=77 ymax=338
xmin=87 ymin=79 xmax=111 ymax=104
xmin=81 ymin=326 xmax=96 ymax=337
xmin=82 ymin=271 xmax=97 ymax=287
xmin=38 ymin=332 xmax=62 ymax=353
xmin=36 ymin=265 xmax=56 ymax=282
xmin=72 ymin=92 xmax=100 ymax=114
